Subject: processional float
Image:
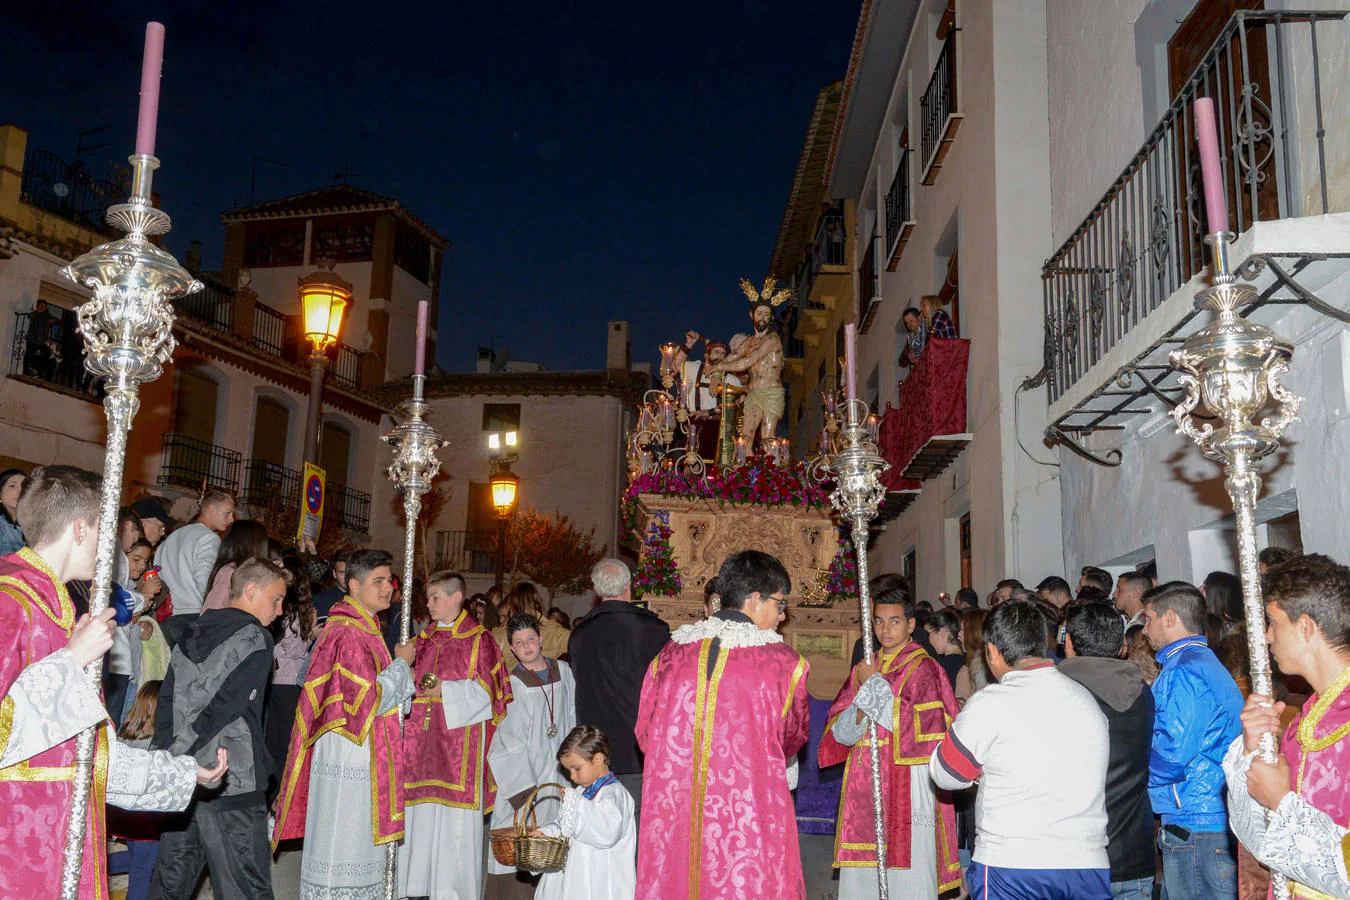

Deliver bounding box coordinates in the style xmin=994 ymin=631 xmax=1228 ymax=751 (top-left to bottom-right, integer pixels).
xmin=58 ymin=23 xmax=202 ymax=899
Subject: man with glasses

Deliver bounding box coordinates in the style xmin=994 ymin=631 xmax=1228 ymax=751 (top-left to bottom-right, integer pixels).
xmin=635 ymin=550 xmax=811 ymax=898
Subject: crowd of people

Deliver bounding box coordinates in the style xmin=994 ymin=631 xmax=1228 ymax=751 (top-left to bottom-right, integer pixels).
xmin=0 ymin=462 xmax=1347 ymax=899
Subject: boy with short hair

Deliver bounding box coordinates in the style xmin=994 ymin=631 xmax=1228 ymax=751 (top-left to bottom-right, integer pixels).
xmin=149 ymin=557 xmax=288 ymax=898
xmin=1224 ymin=554 xmax=1350 ymax=897
xmin=820 ymin=578 xmax=962 ymax=897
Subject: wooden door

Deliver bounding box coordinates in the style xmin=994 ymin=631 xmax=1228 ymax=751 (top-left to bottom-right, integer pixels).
xmin=1168 ymin=0 xmax=1278 ymax=252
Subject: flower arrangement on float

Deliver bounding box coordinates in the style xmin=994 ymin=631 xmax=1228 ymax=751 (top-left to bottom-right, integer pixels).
xmin=622 ymin=454 xmax=830 ymax=533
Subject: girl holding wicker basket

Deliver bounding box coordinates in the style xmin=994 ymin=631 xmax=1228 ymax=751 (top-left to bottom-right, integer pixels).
xmin=530 ymin=725 xmax=637 ymax=899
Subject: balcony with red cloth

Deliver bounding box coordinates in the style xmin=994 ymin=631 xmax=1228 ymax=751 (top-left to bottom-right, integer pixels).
xmin=878 ymin=337 xmax=971 ymax=491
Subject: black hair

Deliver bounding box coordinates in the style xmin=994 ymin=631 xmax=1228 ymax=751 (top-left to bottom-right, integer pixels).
xmin=345 ymin=548 xmax=395 ymax=594
xmin=1037 ymin=576 xmax=1073 ymax=599
xmin=929 ymin=608 xmax=961 ymax=643
xmin=955 ymin=587 xmax=980 ymax=609
xmin=506 ymin=613 xmax=541 ymax=643
xmin=902 ymin=306 xmax=921 ymax=321
xmin=1117 ymin=571 xmax=1152 ymax=595
xmin=870 ymin=573 xmax=914 ymax=618
xmin=1065 ymin=601 xmax=1125 ymax=658
xmin=1139 ymin=560 xmax=1158 ymax=581
xmin=982 ymin=599 xmax=1049 ymax=666
xmin=1143 ymin=581 xmax=1207 ymax=635
xmin=558 ymin=724 xmax=611 ymax=768
xmin=1263 ymin=553 xmax=1350 ymax=652
xmin=1203 ymin=571 xmax=1244 ymax=622
xmin=1259 ymin=546 xmax=1299 ymax=570
xmin=1076 ymin=586 xmax=1109 ymax=603
xmin=703 ymin=577 xmax=720 ymax=602
xmin=715 ymin=550 xmax=790 ymax=610
xmin=1080 ymin=568 xmax=1113 ymax=595
xmin=996 ymin=578 xmax=1024 ymax=592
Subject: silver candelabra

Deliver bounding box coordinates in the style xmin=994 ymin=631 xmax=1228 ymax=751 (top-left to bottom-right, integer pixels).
xmin=823 ymin=397 xmax=892 ymax=899
xmin=379 ymin=372 xmax=447 ymax=897
xmin=1170 ymin=231 xmax=1299 ymax=900
xmin=59 ymin=152 xmax=201 ymax=898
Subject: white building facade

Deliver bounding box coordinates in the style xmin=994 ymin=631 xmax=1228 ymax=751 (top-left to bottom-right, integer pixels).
xmin=829 ymin=0 xmax=1063 ymax=599
xmin=1044 ymin=1 xmax=1350 ymax=581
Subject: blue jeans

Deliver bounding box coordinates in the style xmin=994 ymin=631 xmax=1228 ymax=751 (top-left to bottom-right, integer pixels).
xmin=967 ymin=862 xmax=1111 ymax=899
xmin=1110 ymin=876 xmax=1154 ymax=900
xmin=1158 ymin=827 xmax=1236 ymax=900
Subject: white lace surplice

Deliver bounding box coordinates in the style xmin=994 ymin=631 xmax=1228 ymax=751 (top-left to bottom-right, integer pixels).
xmin=299 ymin=660 xmax=414 ymax=900
xmin=1223 ymin=735 xmax=1350 ymax=897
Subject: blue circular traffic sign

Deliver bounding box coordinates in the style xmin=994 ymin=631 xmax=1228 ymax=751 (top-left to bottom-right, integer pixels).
xmin=305 ymin=474 xmax=324 ymax=513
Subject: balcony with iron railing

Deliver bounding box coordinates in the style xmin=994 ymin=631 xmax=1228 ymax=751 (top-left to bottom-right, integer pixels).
xmin=176 ymin=276 xmax=234 ymax=333
xmin=433 ymin=530 xmax=502 ymax=574
xmin=18 ymin=148 xmax=122 ymax=237
xmin=919 ymin=33 xmax=962 ymax=185
xmin=1042 ymin=11 xmax=1350 ymax=453
xmin=858 ymin=234 xmax=880 ymax=332
xmin=238 ymin=458 xmax=371 ymax=534
xmin=158 ymin=433 xmax=242 ymax=493
xmin=878 ymin=337 xmax=972 ymax=487
xmin=884 ymin=148 xmax=915 ymax=270
xmin=7 ymin=309 xmax=103 ymax=401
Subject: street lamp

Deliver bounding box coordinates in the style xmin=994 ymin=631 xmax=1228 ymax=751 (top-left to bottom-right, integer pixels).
xmin=488 ymin=431 xmax=520 ymax=589
xmin=298 ymin=264 xmax=352 ymax=466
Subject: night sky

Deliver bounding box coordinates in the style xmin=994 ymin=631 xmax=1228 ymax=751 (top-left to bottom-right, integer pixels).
xmin=8 ymin=1 xmax=858 ymax=373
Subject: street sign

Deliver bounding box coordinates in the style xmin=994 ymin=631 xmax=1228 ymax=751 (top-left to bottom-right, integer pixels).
xmin=298 ymin=462 xmax=326 ymax=542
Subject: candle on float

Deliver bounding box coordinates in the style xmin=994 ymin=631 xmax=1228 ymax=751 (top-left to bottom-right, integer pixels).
xmin=1193 ymin=98 xmax=1228 ymax=235
xmin=135 ymin=22 xmax=166 ymax=157
xmin=844 ymin=323 xmax=858 ymax=402
xmin=414 ymin=299 xmax=429 ymax=376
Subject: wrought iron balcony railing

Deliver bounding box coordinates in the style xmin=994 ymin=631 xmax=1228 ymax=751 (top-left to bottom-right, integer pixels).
xmin=175 ymin=276 xmax=234 ymax=333
xmin=433 ymin=529 xmax=501 ymax=574
xmin=884 ymin=149 xmax=915 ymax=270
xmin=920 ymin=34 xmax=961 ymax=183
xmin=811 ymin=211 xmax=847 ymax=273
xmin=331 ymin=342 xmax=362 ymax=388
xmin=252 ymin=301 xmax=294 ymax=358
xmin=18 ymin=149 xmax=122 ymax=236
xmin=158 ymin=433 xmax=242 ymax=493
xmin=858 ymin=234 xmax=880 ymax=332
xmin=8 ymin=310 xmax=103 ymax=400
xmin=1042 ymin=10 xmax=1347 ymax=408
xmin=325 ymin=481 xmax=371 ymax=534
xmin=240 ymin=458 xmax=370 ymax=534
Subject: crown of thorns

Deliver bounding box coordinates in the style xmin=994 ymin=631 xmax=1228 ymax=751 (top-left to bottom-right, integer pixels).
xmin=739 ymin=276 xmax=793 ymax=309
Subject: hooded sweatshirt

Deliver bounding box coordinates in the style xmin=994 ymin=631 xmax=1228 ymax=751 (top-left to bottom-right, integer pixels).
xmin=153 ymin=607 xmax=275 ymax=807
xmin=1060 ymin=655 xmax=1156 ymax=883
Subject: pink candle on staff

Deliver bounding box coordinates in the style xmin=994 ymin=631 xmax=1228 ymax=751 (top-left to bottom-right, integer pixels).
xmin=1193 ymin=98 xmax=1228 ymax=235
xmin=414 ymin=300 xmax=429 ymax=376
xmin=843 ymin=322 xmax=858 ymax=402
xmin=135 ymin=22 xmax=166 ymax=157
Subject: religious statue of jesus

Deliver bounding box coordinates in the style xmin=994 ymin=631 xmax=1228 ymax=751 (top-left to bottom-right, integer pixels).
xmin=711 ymin=277 xmax=791 ymax=454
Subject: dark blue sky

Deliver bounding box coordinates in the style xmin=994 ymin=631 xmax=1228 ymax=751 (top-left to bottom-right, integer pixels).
xmin=8 ymin=1 xmax=857 ymax=372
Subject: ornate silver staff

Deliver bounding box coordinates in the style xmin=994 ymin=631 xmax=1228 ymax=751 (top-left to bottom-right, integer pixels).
xmin=56 ymin=30 xmax=200 ymax=899
xmin=1170 ymin=231 xmax=1298 ymax=900
xmin=826 ymin=397 xmax=892 ymax=899
xmin=379 ymin=368 xmax=447 ymax=898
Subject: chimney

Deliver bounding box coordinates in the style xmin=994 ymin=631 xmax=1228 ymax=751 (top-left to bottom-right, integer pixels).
xmin=607 ymin=321 xmax=631 ymax=372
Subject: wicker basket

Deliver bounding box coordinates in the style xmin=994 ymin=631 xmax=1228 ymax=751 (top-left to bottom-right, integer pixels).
xmin=488 ymin=782 xmax=570 ymax=873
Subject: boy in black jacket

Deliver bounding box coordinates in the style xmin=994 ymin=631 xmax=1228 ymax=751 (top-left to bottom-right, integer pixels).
xmin=149 ymin=558 xmax=287 ymax=899
xmin=1061 ymin=600 xmax=1157 ymax=900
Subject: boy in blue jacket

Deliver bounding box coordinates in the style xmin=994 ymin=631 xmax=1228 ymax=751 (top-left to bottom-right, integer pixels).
xmin=1142 ymin=581 xmax=1243 ymax=900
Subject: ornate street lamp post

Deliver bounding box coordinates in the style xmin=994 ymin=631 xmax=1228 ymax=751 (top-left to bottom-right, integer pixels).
xmin=299 ymin=265 xmax=352 ymax=465
xmin=490 ymin=461 xmax=519 ymax=588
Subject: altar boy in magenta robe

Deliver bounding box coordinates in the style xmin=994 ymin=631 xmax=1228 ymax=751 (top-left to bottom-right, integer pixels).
xmin=399 ymin=571 xmax=511 ymax=900
xmin=0 ymin=466 xmax=216 ymax=900
xmin=819 ymin=581 xmax=962 ymax=898
xmin=635 ymin=550 xmax=811 ymax=899
xmin=1223 ymin=554 xmax=1350 ymax=898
